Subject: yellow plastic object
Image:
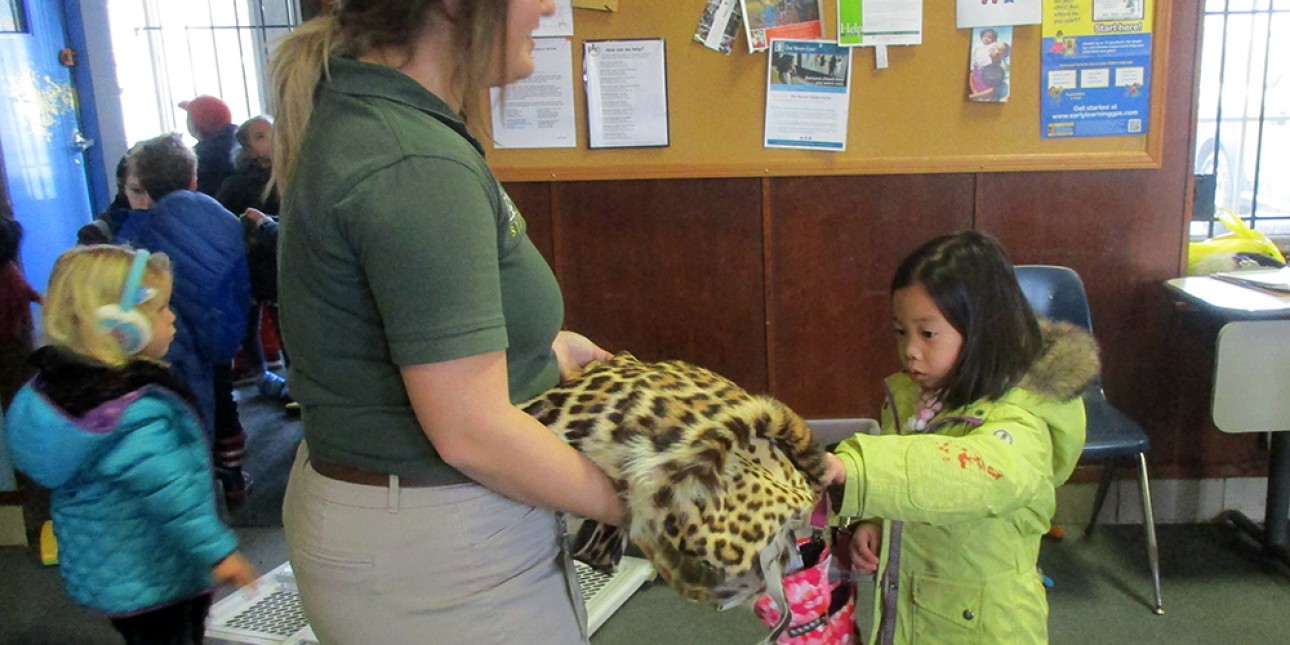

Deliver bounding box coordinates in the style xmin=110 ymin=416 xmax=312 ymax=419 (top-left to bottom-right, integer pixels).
xmin=38 ymin=520 xmax=58 ymax=566
xmin=1188 ymin=209 xmax=1287 ymax=275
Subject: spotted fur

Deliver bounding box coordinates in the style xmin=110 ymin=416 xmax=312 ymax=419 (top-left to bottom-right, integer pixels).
xmin=522 ymin=353 xmax=828 ymax=608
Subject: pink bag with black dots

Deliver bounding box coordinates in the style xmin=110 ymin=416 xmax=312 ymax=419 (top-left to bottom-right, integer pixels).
xmin=753 ymin=533 xmax=858 ymax=644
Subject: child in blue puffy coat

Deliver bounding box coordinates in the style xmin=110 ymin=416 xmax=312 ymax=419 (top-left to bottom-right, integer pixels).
xmin=4 ymin=245 xmax=256 ymax=644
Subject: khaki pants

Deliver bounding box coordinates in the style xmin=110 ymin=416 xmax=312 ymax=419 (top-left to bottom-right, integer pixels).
xmin=282 ymin=443 xmax=587 ymax=644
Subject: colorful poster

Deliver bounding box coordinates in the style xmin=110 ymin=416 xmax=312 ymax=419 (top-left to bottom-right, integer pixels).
xmin=740 ymin=0 xmax=825 ymax=53
xmin=765 ymin=40 xmax=852 ymax=151
xmin=1041 ymin=0 xmax=1153 ymax=138
xmin=968 ymin=26 xmax=1012 ymax=103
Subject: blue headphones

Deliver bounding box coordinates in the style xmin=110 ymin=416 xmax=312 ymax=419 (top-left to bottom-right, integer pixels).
xmin=96 ymin=250 xmax=154 ymax=355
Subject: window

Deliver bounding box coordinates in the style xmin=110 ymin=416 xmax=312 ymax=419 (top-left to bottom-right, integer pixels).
xmin=0 ymin=0 xmax=27 ymax=33
xmin=1193 ymin=0 xmax=1290 ymax=238
xmin=106 ymin=0 xmax=300 ymax=147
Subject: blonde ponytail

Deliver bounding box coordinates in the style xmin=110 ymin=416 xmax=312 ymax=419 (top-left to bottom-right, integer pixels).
xmin=270 ymin=15 xmax=339 ymax=200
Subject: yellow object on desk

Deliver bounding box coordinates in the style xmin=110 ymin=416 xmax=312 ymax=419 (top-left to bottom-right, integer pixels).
xmin=1187 ymin=209 xmax=1286 ymax=275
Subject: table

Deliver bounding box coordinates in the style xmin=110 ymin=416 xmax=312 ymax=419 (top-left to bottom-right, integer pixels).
xmin=1165 ymin=277 xmax=1290 ymax=564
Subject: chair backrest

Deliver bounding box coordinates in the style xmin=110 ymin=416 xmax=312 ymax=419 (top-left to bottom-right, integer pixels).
xmin=1014 ymin=265 xmax=1103 ymax=389
xmin=1014 ymin=265 xmax=1094 ymax=333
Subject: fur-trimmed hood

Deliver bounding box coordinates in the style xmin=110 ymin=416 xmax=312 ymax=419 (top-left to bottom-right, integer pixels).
xmin=1018 ymin=318 xmax=1101 ymax=401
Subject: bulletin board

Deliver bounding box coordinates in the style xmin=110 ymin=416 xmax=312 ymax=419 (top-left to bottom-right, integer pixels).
xmin=486 ymin=1 xmax=1172 ymax=182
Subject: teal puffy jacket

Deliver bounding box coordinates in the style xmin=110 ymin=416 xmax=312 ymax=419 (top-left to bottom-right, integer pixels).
xmin=5 ymin=377 xmax=238 ymax=615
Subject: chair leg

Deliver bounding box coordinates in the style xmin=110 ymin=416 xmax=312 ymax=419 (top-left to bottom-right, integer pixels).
xmin=1087 ymin=463 xmax=1117 ymax=535
xmin=1136 ymin=453 xmax=1164 ymax=615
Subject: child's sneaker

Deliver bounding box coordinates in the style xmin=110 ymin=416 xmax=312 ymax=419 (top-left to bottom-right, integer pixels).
xmin=217 ymin=469 xmax=254 ymax=511
xmin=257 ymin=372 xmax=290 ymax=401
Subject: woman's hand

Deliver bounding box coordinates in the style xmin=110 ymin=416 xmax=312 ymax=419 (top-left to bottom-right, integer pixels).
xmin=552 ymin=330 xmax=612 ymax=382
xmin=848 ymin=521 xmax=883 ymax=574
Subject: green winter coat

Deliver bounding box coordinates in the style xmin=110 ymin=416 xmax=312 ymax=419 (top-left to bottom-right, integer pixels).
xmin=834 ymin=319 xmax=1098 ymax=645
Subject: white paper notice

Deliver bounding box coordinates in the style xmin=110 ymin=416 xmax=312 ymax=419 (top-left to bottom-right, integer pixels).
xmin=765 ymin=39 xmax=852 ymax=151
xmin=838 ymin=0 xmax=922 ymax=47
xmin=956 ymin=0 xmax=1041 ymax=28
xmin=584 ymin=39 xmax=670 ymax=149
xmin=490 ymin=38 xmax=577 ymax=149
xmin=535 ymin=0 xmax=575 ymax=37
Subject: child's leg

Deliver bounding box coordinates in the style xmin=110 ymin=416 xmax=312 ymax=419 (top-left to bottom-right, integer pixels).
xmin=109 ymin=593 xmax=213 ymax=645
xmin=233 ymin=304 xmax=268 ymax=383
xmin=213 ymin=364 xmax=251 ymax=506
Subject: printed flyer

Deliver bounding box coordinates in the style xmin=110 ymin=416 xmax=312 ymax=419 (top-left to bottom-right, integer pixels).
xmin=764 ymin=39 xmax=852 ymax=151
xmin=1041 ymin=0 xmax=1153 ymax=138
xmin=740 ymin=0 xmax=825 ymax=52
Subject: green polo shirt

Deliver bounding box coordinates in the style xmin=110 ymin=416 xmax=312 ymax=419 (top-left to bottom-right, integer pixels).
xmin=279 ymin=56 xmax=563 ymax=483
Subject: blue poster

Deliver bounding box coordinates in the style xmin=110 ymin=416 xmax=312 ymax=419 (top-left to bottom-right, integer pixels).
xmin=1041 ymin=0 xmax=1153 ymax=138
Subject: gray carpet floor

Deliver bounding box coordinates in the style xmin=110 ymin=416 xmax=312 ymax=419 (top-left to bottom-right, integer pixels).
xmin=4 ymin=382 xmax=1290 ymax=643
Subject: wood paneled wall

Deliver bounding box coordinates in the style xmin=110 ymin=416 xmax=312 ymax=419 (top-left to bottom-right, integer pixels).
xmin=506 ymin=1 xmax=1258 ymax=481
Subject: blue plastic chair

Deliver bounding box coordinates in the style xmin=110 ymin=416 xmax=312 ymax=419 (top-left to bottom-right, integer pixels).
xmin=1015 ymin=265 xmax=1164 ymax=615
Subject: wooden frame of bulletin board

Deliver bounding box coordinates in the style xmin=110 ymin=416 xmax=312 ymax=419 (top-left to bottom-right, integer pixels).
xmin=487 ymin=1 xmax=1172 ymax=182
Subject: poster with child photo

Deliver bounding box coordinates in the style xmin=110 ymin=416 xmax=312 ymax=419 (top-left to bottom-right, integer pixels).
xmin=968 ymin=26 xmax=1013 ymax=103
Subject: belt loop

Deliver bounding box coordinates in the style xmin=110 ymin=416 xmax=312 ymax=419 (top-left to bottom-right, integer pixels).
xmin=387 ymin=474 xmax=399 ymax=513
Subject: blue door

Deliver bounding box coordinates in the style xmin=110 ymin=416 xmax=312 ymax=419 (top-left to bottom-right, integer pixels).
xmin=0 ymin=0 xmax=94 ymax=300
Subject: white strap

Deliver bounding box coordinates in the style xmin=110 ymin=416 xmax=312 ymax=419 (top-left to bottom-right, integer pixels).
xmin=755 ymin=546 xmax=791 ymax=645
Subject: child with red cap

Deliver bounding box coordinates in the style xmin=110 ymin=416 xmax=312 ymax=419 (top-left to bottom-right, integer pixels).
xmin=179 ymin=95 xmax=239 ymax=197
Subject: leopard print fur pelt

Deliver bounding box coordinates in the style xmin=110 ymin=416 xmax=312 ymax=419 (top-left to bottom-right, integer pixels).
xmin=522 ymin=353 xmax=829 ymax=611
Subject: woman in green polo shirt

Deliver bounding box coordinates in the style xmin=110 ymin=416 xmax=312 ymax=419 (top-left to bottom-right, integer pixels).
xmin=269 ymin=2 xmax=624 ymax=643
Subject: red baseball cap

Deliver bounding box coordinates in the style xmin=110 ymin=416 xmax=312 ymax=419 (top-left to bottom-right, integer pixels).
xmin=178 ymin=95 xmax=232 ymax=136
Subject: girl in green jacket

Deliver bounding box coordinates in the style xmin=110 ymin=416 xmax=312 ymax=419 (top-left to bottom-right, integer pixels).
xmin=822 ymin=231 xmax=1098 ymax=644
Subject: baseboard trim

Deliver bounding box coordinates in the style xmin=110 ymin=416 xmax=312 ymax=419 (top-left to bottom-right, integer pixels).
xmin=1055 ymin=476 xmax=1278 ymax=526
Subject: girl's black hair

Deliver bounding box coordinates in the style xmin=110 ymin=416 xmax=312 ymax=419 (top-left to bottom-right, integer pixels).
xmin=891 ymin=230 xmax=1043 ymax=410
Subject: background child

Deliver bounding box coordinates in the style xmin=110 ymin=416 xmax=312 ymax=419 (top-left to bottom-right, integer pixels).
xmin=821 ymin=231 xmax=1098 ymax=644
xmin=217 ymin=116 xmax=292 ymax=407
xmin=3 ymin=245 xmax=256 ymax=644
xmin=180 ymin=95 xmax=239 ymax=197
xmin=216 ymin=115 xmax=279 ymax=216
xmin=113 ymin=133 xmax=253 ymax=507
xmin=0 ymin=213 xmax=38 ymax=408
xmin=0 ymin=211 xmax=43 ymax=551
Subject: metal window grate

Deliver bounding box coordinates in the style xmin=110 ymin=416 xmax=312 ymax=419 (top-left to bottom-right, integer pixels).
xmin=1194 ymin=0 xmax=1290 ymax=239
xmin=107 ymin=1 xmax=301 ymax=146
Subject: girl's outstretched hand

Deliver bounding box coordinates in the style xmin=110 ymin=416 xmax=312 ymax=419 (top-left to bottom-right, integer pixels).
xmin=552 ymin=330 xmax=612 ymax=382
xmin=213 ymin=551 xmax=259 ymax=588
xmin=849 ymin=520 xmax=883 ymax=574
xmin=822 ymin=452 xmax=847 ymax=487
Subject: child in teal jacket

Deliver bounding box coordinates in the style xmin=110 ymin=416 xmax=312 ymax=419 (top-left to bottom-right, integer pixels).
xmin=4 ymin=246 xmax=256 ymax=644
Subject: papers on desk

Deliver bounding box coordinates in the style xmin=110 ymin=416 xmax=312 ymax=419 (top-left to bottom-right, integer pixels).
xmin=1212 ymin=267 xmax=1290 ymax=293
xmin=1166 ymin=276 xmax=1290 ymax=315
